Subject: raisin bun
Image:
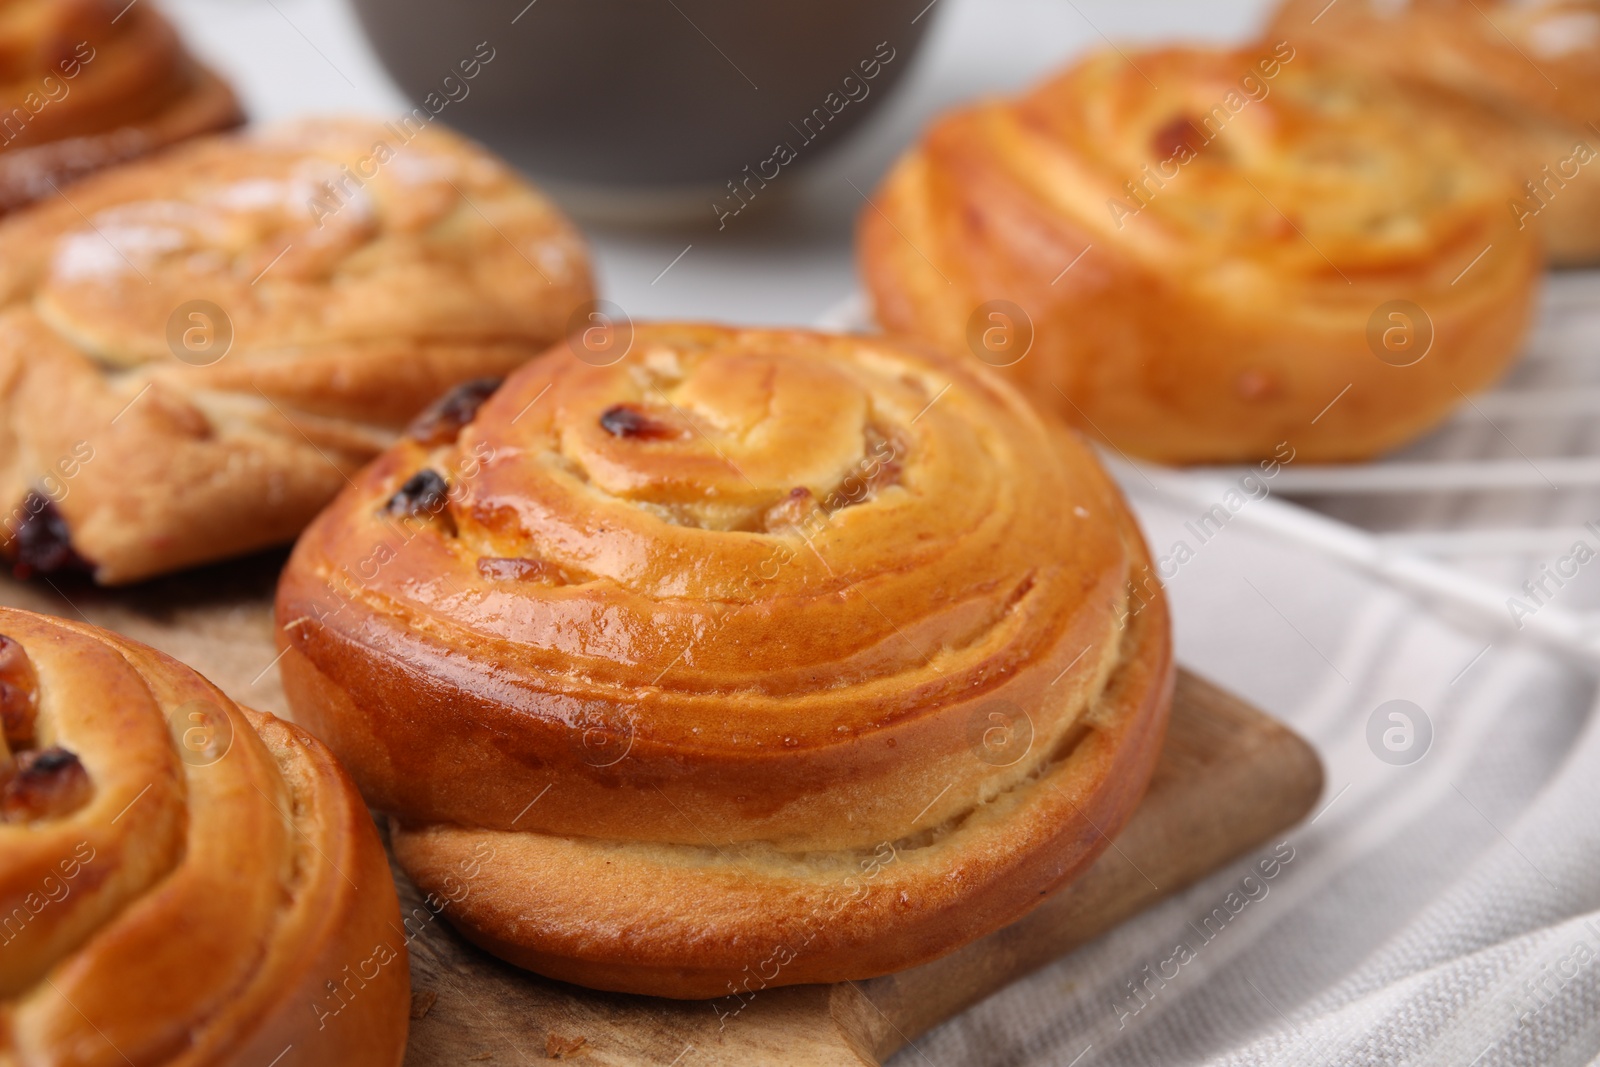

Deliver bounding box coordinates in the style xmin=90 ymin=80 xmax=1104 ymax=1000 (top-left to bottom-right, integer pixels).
xmin=274 ymin=322 xmax=1173 ymax=998
xmin=0 ymin=116 xmax=594 ymax=583
xmin=0 ymin=606 xmax=408 ymax=1066
xmin=859 ymin=44 xmax=1540 ymax=464
xmin=0 ymin=0 xmax=244 ymax=214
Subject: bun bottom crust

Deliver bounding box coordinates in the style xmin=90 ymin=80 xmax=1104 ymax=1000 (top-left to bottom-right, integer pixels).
xmin=359 ymin=567 xmax=1171 ymax=1001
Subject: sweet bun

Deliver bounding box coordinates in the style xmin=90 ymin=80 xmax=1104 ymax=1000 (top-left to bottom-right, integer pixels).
xmin=0 ymin=0 xmax=243 ymax=214
xmin=1272 ymin=0 xmax=1600 ymax=266
xmin=0 ymin=117 xmax=593 ymax=583
xmin=859 ymin=44 xmax=1541 ymax=464
xmin=0 ymin=606 xmax=407 ymax=1066
xmin=274 ymin=323 xmax=1173 ymax=999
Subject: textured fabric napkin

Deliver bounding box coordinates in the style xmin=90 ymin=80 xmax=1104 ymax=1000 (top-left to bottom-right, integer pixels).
xmin=890 ymin=474 xmax=1599 ymax=1067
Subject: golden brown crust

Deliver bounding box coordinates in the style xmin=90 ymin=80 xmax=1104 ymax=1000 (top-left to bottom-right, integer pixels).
xmin=275 ymin=323 xmax=1173 ymax=998
xmin=0 ymin=117 xmax=594 ymax=583
xmin=859 ymin=44 xmax=1542 ymax=464
xmin=0 ymin=605 xmax=408 ymax=1067
xmin=0 ymin=0 xmax=245 ymax=214
xmin=1270 ymin=0 xmax=1600 ymax=266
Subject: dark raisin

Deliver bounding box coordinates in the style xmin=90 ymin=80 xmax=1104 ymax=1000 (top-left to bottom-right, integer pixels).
xmin=2 ymin=746 xmax=91 ymax=822
xmin=384 ymin=469 xmax=451 ymax=518
xmin=598 ymin=404 xmax=676 ymax=440
xmin=7 ymin=491 xmax=90 ymax=580
xmin=407 ymin=377 xmax=504 ymax=446
xmin=0 ymin=634 xmax=37 ymax=750
xmin=1151 ymin=114 xmax=1204 ymax=161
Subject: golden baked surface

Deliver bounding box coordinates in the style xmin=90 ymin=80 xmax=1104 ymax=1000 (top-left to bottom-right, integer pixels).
xmin=860 ymin=44 xmax=1541 ymax=463
xmin=0 ymin=606 xmax=407 ymax=1066
xmin=276 ymin=323 xmax=1172 ymax=998
xmin=1271 ymin=0 xmax=1600 ymax=265
xmin=1272 ymin=0 xmax=1600 ymax=128
xmin=0 ymin=117 xmax=594 ymax=583
xmin=0 ymin=0 xmax=244 ymax=213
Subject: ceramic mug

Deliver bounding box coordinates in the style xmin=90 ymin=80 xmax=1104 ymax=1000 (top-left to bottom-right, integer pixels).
xmin=349 ymin=0 xmax=938 ymax=218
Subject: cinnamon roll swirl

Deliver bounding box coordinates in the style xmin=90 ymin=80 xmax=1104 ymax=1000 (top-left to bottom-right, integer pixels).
xmin=0 ymin=606 xmax=408 ymax=1066
xmin=274 ymin=323 xmax=1173 ymax=998
xmin=859 ymin=45 xmax=1540 ymax=463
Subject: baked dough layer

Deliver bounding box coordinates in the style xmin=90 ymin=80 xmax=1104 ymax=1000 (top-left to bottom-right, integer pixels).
xmin=0 ymin=117 xmax=594 ymax=582
xmin=276 ymin=323 xmax=1173 ymax=997
xmin=860 ymin=45 xmax=1541 ymax=463
xmin=0 ymin=0 xmax=245 ymax=214
xmin=0 ymin=606 xmax=408 ymax=1066
xmin=1273 ymin=0 xmax=1600 ymax=266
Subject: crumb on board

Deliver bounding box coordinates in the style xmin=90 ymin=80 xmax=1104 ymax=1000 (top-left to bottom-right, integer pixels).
xmin=409 ymin=989 xmax=438 ymax=1020
xmin=545 ymin=1032 xmax=588 ymax=1058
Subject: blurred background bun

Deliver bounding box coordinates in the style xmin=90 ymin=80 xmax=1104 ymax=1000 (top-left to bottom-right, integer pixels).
xmin=860 ymin=43 xmax=1541 ymax=464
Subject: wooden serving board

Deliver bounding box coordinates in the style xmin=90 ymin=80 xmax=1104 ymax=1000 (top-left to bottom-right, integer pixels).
xmin=0 ymin=552 xmax=1324 ymax=1067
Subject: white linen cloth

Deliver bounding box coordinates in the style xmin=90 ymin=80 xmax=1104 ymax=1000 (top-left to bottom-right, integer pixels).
xmin=891 ymin=487 xmax=1600 ymax=1066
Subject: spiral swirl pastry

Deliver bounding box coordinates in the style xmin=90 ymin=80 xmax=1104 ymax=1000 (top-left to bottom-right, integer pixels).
xmin=0 ymin=117 xmax=593 ymax=583
xmin=0 ymin=606 xmax=407 ymax=1066
xmin=859 ymin=44 xmax=1540 ymax=464
xmin=274 ymin=323 xmax=1173 ymax=998
xmin=1272 ymin=0 xmax=1600 ymax=265
xmin=0 ymin=0 xmax=243 ymax=215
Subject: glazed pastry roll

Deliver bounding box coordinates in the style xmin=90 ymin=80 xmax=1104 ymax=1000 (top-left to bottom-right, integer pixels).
xmin=0 ymin=0 xmax=244 ymax=213
xmin=0 ymin=606 xmax=408 ymax=1066
xmin=275 ymin=323 xmax=1173 ymax=999
xmin=1272 ymin=0 xmax=1600 ymax=266
xmin=0 ymin=117 xmax=594 ymax=583
xmin=859 ymin=44 xmax=1541 ymax=464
